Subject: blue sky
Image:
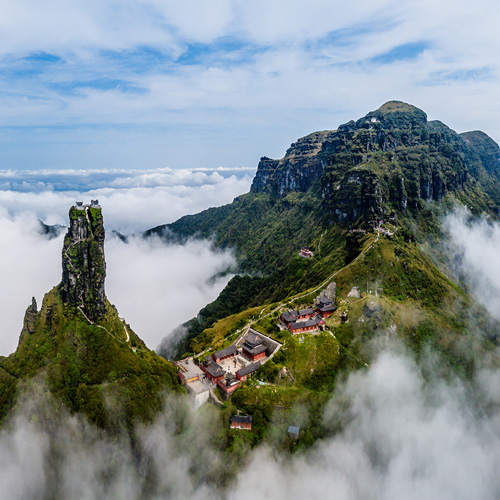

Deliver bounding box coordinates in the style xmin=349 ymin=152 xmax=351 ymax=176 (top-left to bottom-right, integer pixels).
xmin=0 ymin=0 xmax=500 ymax=170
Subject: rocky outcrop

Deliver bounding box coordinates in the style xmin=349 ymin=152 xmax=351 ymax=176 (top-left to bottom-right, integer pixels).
xmin=460 ymin=130 xmax=500 ymax=179
xmin=17 ymin=297 xmax=37 ymax=346
xmin=60 ymin=202 xmax=106 ymax=321
xmin=250 ymin=100 xmax=500 ymax=225
xmin=250 ymin=131 xmax=337 ymax=195
xmin=317 ymin=282 xmax=337 ymax=306
xmin=321 ymin=102 xmax=484 ymax=223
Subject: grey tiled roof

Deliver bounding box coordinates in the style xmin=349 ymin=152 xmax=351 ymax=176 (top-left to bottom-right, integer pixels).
xmin=237 ymin=362 xmax=260 ymax=377
xmin=213 ymin=345 xmax=237 ymax=359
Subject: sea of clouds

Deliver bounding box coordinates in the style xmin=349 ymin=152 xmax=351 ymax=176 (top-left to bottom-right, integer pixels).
xmin=0 ymin=167 xmax=253 ymax=355
xmin=2 ymin=346 xmax=500 ymax=500
xmin=2 ymin=169 xmax=500 ymax=499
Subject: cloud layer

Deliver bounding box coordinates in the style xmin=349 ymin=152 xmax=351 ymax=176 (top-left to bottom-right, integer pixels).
xmin=2 ymin=348 xmax=500 ymax=499
xmin=106 ymin=235 xmax=235 ymax=351
xmin=445 ymin=208 xmax=500 ymax=322
xmin=0 ymin=168 xmax=248 ymax=355
xmin=0 ymin=167 xmax=253 ymax=232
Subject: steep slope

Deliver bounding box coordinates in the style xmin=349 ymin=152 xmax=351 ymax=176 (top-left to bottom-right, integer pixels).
xmin=152 ymin=101 xmax=500 ymax=357
xmin=150 ymin=101 xmax=500 ymax=269
xmin=0 ymin=203 xmax=180 ymax=429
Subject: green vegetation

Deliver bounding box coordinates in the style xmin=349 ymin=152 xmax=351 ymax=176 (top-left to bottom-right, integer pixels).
xmin=0 ymin=290 xmax=181 ymax=431
xmin=6 ymin=102 xmax=500 ymax=466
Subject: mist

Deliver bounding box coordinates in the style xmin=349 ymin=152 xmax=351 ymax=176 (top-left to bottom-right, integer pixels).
xmin=106 ymin=234 xmax=235 ymax=350
xmin=0 ymin=167 xmax=253 ymax=233
xmin=0 ymin=209 xmax=235 ymax=355
xmin=0 ymin=168 xmax=249 ymax=355
xmin=2 ymin=346 xmax=500 ymax=500
xmin=444 ymin=208 xmax=500 ymax=322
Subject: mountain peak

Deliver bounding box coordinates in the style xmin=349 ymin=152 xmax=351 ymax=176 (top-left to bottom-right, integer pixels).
xmin=60 ymin=200 xmax=106 ymax=321
xmin=376 ymin=100 xmax=424 ymax=114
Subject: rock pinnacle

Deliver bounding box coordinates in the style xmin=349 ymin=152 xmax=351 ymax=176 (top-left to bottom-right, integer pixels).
xmin=60 ymin=200 xmax=106 ymax=321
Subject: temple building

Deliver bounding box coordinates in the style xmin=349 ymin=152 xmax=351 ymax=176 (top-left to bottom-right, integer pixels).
xmin=212 ymin=345 xmax=238 ymax=363
xmin=315 ymin=295 xmax=337 ymax=318
xmin=241 ymin=331 xmax=267 ymax=361
xmin=200 ymin=357 xmax=225 ymax=382
xmin=230 ymin=415 xmax=253 ymax=430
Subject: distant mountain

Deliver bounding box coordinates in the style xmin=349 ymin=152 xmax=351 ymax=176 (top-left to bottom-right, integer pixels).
xmin=149 ymin=101 xmax=500 ymax=358
xmin=0 ymin=203 xmax=180 ymax=428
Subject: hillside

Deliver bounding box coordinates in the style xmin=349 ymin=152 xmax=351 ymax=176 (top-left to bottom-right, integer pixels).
xmin=0 ymin=203 xmax=180 ymax=429
xmin=154 ymin=101 xmax=500 ymax=358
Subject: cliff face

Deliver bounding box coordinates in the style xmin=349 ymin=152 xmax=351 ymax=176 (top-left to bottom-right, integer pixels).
xmin=60 ymin=203 xmax=106 ymax=321
xmin=250 ymin=101 xmax=500 ymax=224
xmin=250 ymin=131 xmax=338 ymax=195
xmin=1 ymin=202 xmax=181 ymax=429
xmin=321 ymin=102 xmax=474 ymax=223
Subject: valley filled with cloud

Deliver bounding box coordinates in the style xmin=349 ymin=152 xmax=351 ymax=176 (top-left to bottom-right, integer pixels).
xmin=0 ymin=168 xmax=251 ymax=355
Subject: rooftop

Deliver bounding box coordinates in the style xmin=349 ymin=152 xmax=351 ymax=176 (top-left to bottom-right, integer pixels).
xmin=242 ymin=343 xmax=267 ymax=356
xmin=237 ymin=362 xmax=260 ymax=378
xmin=289 ymin=316 xmax=323 ymax=330
xmin=282 ymin=311 xmax=298 ymax=322
xmin=298 ymin=307 xmax=315 ymax=316
xmin=231 ymin=415 xmax=253 ymax=424
xmin=203 ymin=359 xmax=225 ymax=378
xmin=186 ymin=379 xmax=209 ymax=395
xmin=213 ymin=345 xmax=237 ymax=359
xmin=318 ymin=296 xmax=332 ymax=305
xmin=176 ymin=358 xmax=203 ymax=381
xmin=316 ymin=304 xmax=337 ymax=313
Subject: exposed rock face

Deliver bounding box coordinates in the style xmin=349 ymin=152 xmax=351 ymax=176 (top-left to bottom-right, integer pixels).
xmin=460 ymin=130 xmax=500 ymax=178
xmin=250 ymin=100 xmax=500 ymax=224
xmin=347 ymin=286 xmax=361 ymax=299
xmin=18 ymin=297 xmax=37 ymax=346
xmin=317 ymin=282 xmax=337 ymax=306
xmin=60 ymin=203 xmax=106 ymax=321
xmin=321 ymin=102 xmax=472 ymax=223
xmin=250 ymin=131 xmax=338 ymax=195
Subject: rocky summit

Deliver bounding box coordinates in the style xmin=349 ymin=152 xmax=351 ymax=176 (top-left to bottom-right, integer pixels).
xmin=60 ymin=200 xmax=106 ymax=321
xmin=0 ymin=202 xmax=180 ymax=429
xmin=251 ymin=100 xmax=500 ymax=224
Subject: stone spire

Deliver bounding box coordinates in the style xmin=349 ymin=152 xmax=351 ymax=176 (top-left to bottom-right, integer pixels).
xmin=17 ymin=297 xmax=37 ymax=346
xmin=60 ymin=202 xmax=106 ymax=321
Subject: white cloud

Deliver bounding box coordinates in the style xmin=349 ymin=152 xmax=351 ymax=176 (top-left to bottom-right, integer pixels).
xmin=105 ymin=235 xmax=235 ymax=351
xmin=2 ymin=348 xmax=500 ymax=499
xmin=228 ymin=350 xmax=500 ymax=500
xmin=0 ymin=1 xmax=499 ymax=169
xmin=444 ymin=208 xmax=500 ymax=322
xmin=0 ymin=209 xmax=235 ymax=356
xmin=0 ymin=208 xmax=62 ymax=356
xmin=0 ymin=167 xmax=253 ymax=232
xmin=0 ymin=170 xmax=248 ymax=355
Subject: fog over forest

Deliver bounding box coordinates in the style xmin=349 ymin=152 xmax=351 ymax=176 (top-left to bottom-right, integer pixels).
xmin=1 ymin=169 xmax=500 ymax=499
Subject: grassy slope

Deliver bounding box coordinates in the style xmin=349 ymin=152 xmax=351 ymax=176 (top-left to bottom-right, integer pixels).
xmin=185 ymin=228 xmax=500 ymax=451
xmin=0 ymin=287 xmax=181 ymax=430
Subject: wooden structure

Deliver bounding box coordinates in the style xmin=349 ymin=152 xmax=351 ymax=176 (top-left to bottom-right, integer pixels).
xmin=200 ymin=357 xmax=224 ymax=382
xmin=241 ymin=331 xmax=267 ymax=361
xmin=230 ymin=415 xmax=253 ymax=430
xmin=315 ymin=295 xmax=337 ymax=318
xmin=212 ymin=345 xmax=237 ymax=363
xmin=288 ymin=315 xmax=324 ymax=334
xmin=287 ymin=425 xmax=300 ymax=439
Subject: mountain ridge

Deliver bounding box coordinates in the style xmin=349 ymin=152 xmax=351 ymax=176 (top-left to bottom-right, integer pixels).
xmin=150 ymin=101 xmax=500 ymax=360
